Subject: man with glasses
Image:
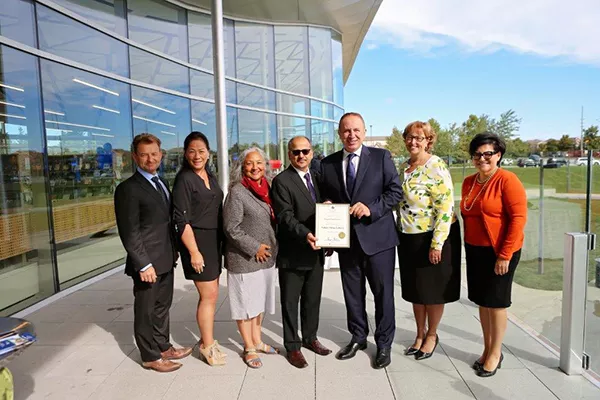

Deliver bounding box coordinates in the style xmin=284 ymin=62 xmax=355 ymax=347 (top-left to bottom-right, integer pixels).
xmin=271 ymin=136 xmax=332 ymax=368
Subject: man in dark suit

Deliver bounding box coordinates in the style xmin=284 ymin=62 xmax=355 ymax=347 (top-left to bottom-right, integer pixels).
xmin=271 ymin=136 xmax=332 ymax=368
xmin=114 ymin=133 xmax=192 ymax=373
xmin=319 ymin=112 xmax=402 ymax=369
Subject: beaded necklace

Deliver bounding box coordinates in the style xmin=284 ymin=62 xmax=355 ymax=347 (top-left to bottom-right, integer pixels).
xmin=462 ymin=168 xmax=498 ymax=212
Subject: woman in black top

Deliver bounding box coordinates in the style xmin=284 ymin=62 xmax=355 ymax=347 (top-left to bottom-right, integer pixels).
xmin=172 ymin=131 xmax=225 ymax=366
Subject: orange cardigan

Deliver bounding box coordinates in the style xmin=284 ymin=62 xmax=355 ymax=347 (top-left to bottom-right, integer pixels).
xmin=461 ymin=168 xmax=527 ymax=260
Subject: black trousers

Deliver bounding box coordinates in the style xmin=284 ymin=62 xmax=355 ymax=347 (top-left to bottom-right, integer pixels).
xmin=338 ymin=247 xmax=396 ymax=349
xmin=133 ymin=269 xmax=174 ymax=362
xmin=279 ymin=266 xmax=325 ymax=352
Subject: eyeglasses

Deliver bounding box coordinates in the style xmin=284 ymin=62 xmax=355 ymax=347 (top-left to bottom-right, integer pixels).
xmin=405 ymin=135 xmax=427 ymax=143
xmin=472 ymin=151 xmax=499 ymax=160
xmin=291 ymin=149 xmax=311 ymax=156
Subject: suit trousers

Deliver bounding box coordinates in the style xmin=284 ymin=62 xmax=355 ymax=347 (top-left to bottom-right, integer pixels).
xmin=338 ymin=246 xmax=396 ymax=349
xmin=133 ymin=269 xmax=174 ymax=362
xmin=279 ymin=266 xmax=325 ymax=352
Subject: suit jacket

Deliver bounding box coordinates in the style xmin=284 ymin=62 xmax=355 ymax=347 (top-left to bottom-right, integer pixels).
xmin=271 ymin=166 xmax=324 ymax=270
xmin=223 ymin=182 xmax=278 ymax=274
xmin=114 ymin=171 xmax=177 ymax=276
xmin=319 ymin=146 xmax=402 ymax=256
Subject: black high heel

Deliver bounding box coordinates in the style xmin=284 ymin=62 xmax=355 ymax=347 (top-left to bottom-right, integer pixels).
xmin=404 ymin=346 xmax=419 ymax=356
xmin=472 ymin=359 xmax=484 ymax=371
xmin=476 ymin=353 xmax=503 ymax=377
xmin=414 ymin=334 xmax=439 ymax=361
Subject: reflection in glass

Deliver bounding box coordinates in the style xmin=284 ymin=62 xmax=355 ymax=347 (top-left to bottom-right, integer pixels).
xmin=309 ymin=28 xmax=333 ymax=102
xmin=278 ymin=93 xmax=308 ymax=115
xmin=237 ymin=83 xmax=276 ymax=110
xmin=0 ymin=45 xmax=54 ymax=314
xmin=310 ymin=100 xmax=334 ymax=120
xmin=40 ymin=60 xmax=132 ymax=286
xmin=48 ymin=0 xmax=127 ymax=36
xmin=0 ymin=0 xmax=36 ymax=47
xmin=277 ymin=115 xmax=309 ymax=167
xmin=333 ymin=106 xmax=344 ymax=122
xmin=37 ymin=4 xmax=129 ymax=77
xmin=310 ymin=120 xmax=335 ymax=158
xmin=131 ymin=86 xmax=191 ymax=184
xmin=235 ymin=22 xmax=275 ymax=86
xmin=238 ymin=109 xmax=277 ymax=162
xmin=127 ymin=0 xmax=188 ymax=61
xmin=275 ymin=26 xmax=309 ymax=95
xmin=188 ymin=13 xmax=236 ymax=75
xmin=331 ymin=32 xmax=344 ymax=107
xmin=129 ymin=47 xmax=190 ymax=93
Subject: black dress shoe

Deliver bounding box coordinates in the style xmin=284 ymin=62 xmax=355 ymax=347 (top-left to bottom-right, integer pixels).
xmin=414 ymin=334 xmax=439 ymax=361
xmin=404 ymin=346 xmax=419 ymax=356
xmin=477 ymin=353 xmax=503 ymax=377
xmin=374 ymin=347 xmax=391 ymax=369
xmin=336 ymin=341 xmax=367 ymax=360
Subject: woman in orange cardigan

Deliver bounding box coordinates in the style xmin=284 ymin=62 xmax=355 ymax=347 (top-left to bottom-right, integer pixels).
xmin=461 ymin=132 xmax=527 ymax=378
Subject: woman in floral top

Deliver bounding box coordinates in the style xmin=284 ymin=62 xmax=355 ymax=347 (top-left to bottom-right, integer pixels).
xmin=396 ymin=121 xmax=461 ymax=361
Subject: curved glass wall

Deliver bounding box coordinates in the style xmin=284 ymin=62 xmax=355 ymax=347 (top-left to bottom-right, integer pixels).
xmin=0 ymin=0 xmax=343 ymax=314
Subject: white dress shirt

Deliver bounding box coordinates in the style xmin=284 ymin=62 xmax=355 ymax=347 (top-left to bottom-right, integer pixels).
xmin=342 ymin=145 xmax=363 ymax=188
xmin=292 ymin=166 xmax=311 ymax=189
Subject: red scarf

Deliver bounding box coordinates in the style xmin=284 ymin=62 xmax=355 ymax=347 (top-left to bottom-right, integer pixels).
xmin=241 ymin=176 xmax=275 ymax=221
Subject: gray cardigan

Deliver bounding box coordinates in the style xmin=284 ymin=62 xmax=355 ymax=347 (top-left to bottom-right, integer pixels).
xmin=223 ymin=183 xmax=278 ymax=274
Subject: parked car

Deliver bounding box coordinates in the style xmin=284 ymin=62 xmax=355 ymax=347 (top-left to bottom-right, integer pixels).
xmin=543 ymin=157 xmax=568 ymax=168
xmin=518 ymin=158 xmax=537 ymax=168
xmin=575 ymin=157 xmax=600 ymax=166
xmin=501 ymin=158 xmax=514 ymax=166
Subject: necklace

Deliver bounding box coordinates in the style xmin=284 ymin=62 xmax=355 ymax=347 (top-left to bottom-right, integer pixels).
xmin=463 ymin=168 xmax=499 ymax=211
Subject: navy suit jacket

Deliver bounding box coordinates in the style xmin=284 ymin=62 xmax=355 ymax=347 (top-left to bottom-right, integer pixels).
xmin=319 ymin=146 xmax=402 ymax=256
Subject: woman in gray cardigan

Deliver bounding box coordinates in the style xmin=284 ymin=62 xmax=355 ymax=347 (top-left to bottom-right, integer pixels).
xmin=223 ymin=147 xmax=279 ymax=369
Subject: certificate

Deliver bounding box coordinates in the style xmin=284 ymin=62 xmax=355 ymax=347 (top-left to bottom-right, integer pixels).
xmin=315 ymin=203 xmax=350 ymax=248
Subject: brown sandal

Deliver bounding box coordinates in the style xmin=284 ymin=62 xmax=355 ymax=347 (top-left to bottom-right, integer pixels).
xmin=243 ymin=349 xmax=262 ymax=369
xmin=256 ymin=341 xmax=280 ymax=355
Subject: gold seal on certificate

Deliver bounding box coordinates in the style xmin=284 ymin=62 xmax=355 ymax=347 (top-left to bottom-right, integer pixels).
xmin=315 ymin=203 xmax=351 ymax=248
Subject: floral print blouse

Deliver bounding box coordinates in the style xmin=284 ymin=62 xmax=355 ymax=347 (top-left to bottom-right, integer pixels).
xmin=395 ymin=155 xmax=454 ymax=250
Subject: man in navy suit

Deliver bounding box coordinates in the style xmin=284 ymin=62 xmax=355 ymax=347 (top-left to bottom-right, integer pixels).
xmin=319 ymin=112 xmax=402 ymax=369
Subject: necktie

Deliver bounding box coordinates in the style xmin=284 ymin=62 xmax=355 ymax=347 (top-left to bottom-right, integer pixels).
xmin=151 ymin=176 xmax=169 ymax=205
xmin=346 ymin=153 xmax=356 ymax=196
xmin=304 ymin=173 xmax=317 ymax=202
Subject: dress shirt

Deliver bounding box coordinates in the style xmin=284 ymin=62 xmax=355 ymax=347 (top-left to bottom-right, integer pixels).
xmin=292 ymin=166 xmax=311 ymax=189
xmin=342 ymin=145 xmax=363 ymax=187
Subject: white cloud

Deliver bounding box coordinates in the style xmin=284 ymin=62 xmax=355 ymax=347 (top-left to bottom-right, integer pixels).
xmin=371 ymin=0 xmax=600 ymax=64
xmin=365 ymin=43 xmax=379 ymax=50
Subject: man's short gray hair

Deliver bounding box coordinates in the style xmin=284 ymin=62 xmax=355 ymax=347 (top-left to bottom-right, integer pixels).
xmin=287 ymin=135 xmax=312 ymax=151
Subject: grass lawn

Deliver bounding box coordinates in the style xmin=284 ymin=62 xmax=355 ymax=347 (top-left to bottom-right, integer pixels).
xmin=514 ymin=258 xmax=597 ymax=291
xmin=448 ymin=165 xmax=600 ymax=194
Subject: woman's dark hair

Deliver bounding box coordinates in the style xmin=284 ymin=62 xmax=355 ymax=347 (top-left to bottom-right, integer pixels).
xmin=469 ymin=132 xmax=506 ymax=161
xmin=181 ymin=131 xmax=211 ymax=170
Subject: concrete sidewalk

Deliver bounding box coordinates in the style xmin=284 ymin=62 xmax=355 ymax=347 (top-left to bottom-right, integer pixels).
xmin=7 ymin=266 xmax=600 ymax=400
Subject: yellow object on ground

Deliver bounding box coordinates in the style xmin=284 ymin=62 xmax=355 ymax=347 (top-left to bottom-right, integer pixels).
xmin=0 ymin=368 xmax=13 ymax=400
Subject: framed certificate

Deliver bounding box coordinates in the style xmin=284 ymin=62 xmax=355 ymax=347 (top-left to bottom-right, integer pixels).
xmin=315 ymin=203 xmax=351 ymax=248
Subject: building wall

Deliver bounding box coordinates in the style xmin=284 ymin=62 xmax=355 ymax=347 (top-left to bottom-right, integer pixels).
xmin=0 ymin=0 xmax=344 ymax=314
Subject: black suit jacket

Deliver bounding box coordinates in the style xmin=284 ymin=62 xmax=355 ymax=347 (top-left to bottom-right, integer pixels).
xmin=319 ymin=146 xmax=402 ymax=256
xmin=271 ymin=166 xmax=324 ymax=270
xmin=114 ymin=171 xmax=177 ymax=276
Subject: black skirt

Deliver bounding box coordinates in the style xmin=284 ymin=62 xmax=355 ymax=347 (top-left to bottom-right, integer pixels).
xmin=465 ymin=244 xmax=521 ymax=308
xmin=398 ymin=221 xmax=462 ymax=305
xmin=179 ymin=228 xmax=222 ymax=282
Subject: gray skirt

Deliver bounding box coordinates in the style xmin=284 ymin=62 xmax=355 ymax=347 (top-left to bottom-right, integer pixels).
xmin=227 ymin=266 xmax=277 ymax=320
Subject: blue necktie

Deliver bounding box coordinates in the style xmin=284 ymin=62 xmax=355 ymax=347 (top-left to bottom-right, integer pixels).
xmin=304 ymin=173 xmax=317 ymax=202
xmin=346 ymin=153 xmax=356 ymax=196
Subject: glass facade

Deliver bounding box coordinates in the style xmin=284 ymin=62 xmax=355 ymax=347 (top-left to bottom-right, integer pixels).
xmin=0 ymin=0 xmax=343 ymax=314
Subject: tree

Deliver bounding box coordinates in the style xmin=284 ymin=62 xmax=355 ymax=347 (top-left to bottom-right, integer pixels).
xmin=545 ymin=139 xmax=560 ymax=153
xmin=584 ymin=125 xmax=600 ymax=150
xmin=493 ymin=109 xmax=522 ymax=140
xmin=456 ymin=114 xmax=493 ymax=161
xmin=557 ymin=134 xmax=575 ymax=151
xmin=506 ymin=138 xmax=529 ymax=158
xmin=385 ymin=126 xmax=408 ymax=157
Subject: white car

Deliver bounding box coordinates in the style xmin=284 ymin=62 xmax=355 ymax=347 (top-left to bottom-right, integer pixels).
xmin=576 ymin=157 xmax=600 ymax=166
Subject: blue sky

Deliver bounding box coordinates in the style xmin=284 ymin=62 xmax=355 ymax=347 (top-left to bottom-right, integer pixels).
xmin=344 ymin=0 xmax=600 ymax=141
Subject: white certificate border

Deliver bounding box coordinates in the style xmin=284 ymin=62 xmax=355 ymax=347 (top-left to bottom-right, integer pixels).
xmin=315 ymin=203 xmax=351 ymax=248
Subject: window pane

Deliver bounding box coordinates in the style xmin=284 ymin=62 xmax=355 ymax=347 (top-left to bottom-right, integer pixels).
xmin=0 ymin=45 xmax=55 ymax=313
xmin=277 ymin=115 xmax=308 ymax=166
xmin=190 ymin=70 xmax=236 ymax=103
xmin=235 ymin=22 xmax=275 ymax=87
xmin=37 ymin=4 xmax=129 ymax=77
xmin=334 ymin=106 xmax=343 ymax=122
xmin=332 ymin=32 xmax=343 ymax=107
xmin=49 ymin=0 xmax=127 ymax=37
xmin=127 ymin=0 xmax=188 ymax=61
xmin=40 ymin=60 xmax=132 ymax=287
xmin=237 ymin=83 xmax=276 ymax=110
xmin=310 ymin=100 xmax=333 ymax=120
xmin=129 ymin=47 xmax=189 ymax=93
xmin=278 ymin=93 xmax=308 ymax=115
xmin=275 ymin=26 xmax=309 ymax=95
xmin=310 ymin=120 xmax=335 ymax=158
xmin=191 ymin=100 xmax=216 ymax=170
xmin=309 ymin=27 xmax=333 ymax=102
xmin=131 ymin=86 xmax=191 ymax=184
xmin=188 ymin=13 xmax=235 ymax=75
xmin=0 ymin=0 xmax=36 ymax=47
xmin=238 ymin=109 xmax=277 ymax=161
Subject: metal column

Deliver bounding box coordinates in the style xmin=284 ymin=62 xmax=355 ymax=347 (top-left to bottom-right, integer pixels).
xmin=211 ymin=0 xmax=229 ymax=195
xmin=560 ymin=232 xmax=591 ymax=375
